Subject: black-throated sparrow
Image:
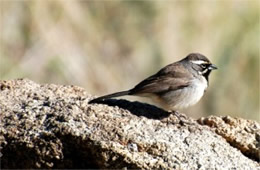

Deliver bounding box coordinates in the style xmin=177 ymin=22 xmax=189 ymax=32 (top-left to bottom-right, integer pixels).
xmin=89 ymin=53 xmax=217 ymax=110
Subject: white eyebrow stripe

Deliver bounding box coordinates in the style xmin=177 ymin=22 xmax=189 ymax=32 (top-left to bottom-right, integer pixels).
xmin=191 ymin=60 xmax=208 ymax=65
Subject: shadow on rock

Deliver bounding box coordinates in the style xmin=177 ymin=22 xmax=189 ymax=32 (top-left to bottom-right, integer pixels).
xmin=90 ymin=99 xmax=171 ymax=120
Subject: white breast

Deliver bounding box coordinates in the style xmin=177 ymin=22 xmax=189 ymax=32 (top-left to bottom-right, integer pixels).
xmin=159 ymin=77 xmax=208 ymax=110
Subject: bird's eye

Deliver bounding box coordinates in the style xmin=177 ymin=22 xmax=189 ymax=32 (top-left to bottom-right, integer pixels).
xmin=200 ymin=64 xmax=207 ymax=68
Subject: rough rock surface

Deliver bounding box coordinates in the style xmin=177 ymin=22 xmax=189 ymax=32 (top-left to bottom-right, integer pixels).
xmin=0 ymin=79 xmax=259 ymax=169
xmin=198 ymin=116 xmax=260 ymax=162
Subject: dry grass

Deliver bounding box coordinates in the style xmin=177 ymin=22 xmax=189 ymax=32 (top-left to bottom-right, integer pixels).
xmin=0 ymin=1 xmax=259 ymax=120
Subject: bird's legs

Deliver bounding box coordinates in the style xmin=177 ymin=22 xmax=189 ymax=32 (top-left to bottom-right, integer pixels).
xmin=170 ymin=110 xmax=194 ymax=125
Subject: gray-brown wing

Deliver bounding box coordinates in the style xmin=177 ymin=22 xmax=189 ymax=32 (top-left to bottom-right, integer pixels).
xmin=129 ymin=63 xmax=192 ymax=95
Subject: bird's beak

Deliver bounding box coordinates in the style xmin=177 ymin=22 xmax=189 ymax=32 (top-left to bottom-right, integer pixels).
xmin=208 ymin=64 xmax=218 ymax=70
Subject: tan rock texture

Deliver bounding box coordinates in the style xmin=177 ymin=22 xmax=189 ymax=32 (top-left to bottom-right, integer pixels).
xmin=198 ymin=116 xmax=260 ymax=162
xmin=0 ymin=79 xmax=259 ymax=169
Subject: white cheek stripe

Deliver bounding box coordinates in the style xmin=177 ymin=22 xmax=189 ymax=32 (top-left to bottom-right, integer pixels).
xmin=198 ymin=69 xmax=208 ymax=75
xmin=191 ymin=60 xmax=208 ymax=65
xmin=202 ymin=68 xmax=208 ymax=74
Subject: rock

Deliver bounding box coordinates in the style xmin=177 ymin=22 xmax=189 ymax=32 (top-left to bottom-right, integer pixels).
xmin=198 ymin=115 xmax=260 ymax=162
xmin=0 ymin=79 xmax=259 ymax=169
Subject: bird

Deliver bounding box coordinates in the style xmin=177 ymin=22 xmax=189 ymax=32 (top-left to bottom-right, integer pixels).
xmin=89 ymin=53 xmax=217 ymax=111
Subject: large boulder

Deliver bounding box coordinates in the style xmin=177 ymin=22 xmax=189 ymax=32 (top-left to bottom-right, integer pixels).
xmin=0 ymin=79 xmax=259 ymax=169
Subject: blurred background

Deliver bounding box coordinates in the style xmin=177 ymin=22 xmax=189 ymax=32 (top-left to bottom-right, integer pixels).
xmin=0 ymin=1 xmax=259 ymax=121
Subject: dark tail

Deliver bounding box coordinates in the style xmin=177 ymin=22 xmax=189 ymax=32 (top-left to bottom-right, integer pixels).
xmin=88 ymin=90 xmax=130 ymax=103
